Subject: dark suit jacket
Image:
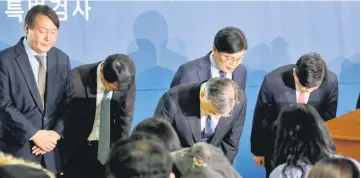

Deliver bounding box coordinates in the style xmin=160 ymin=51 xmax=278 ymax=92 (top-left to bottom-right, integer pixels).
xmin=64 ymin=62 xmax=135 ymax=158
xmin=170 ymin=53 xmax=247 ymax=91
xmin=250 ymin=64 xmax=338 ymax=160
xmin=0 ymin=37 xmax=74 ymax=173
xmin=154 ymin=82 xmax=247 ymax=163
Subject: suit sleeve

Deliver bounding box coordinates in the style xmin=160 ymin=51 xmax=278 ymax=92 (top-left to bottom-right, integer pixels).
xmin=153 ymin=92 xmax=175 ymax=123
xmin=221 ymin=95 xmax=247 ymax=164
xmin=117 ymin=81 xmax=136 ymax=140
xmin=53 ymin=56 xmax=75 ymax=138
xmin=250 ymin=77 xmax=273 ymax=156
xmin=170 ymin=65 xmax=189 ymax=88
xmin=321 ymin=77 xmax=338 ymax=121
xmin=0 ymin=59 xmax=38 ymax=144
xmin=240 ymin=68 xmax=247 ymax=92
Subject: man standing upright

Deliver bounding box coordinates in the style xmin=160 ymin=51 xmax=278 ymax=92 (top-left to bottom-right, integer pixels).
xmin=170 ymin=26 xmax=248 ymax=91
xmin=250 ymin=52 xmax=338 ymax=177
xmin=0 ymin=5 xmax=74 ymax=176
xmin=64 ymin=54 xmax=136 ymax=178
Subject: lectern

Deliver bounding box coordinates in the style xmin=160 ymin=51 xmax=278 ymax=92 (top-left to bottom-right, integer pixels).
xmin=326 ymin=109 xmax=360 ymax=161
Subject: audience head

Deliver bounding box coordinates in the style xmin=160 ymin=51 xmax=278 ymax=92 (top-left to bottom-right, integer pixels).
xmin=24 ymin=5 xmax=59 ymax=54
xmin=308 ymin=157 xmax=359 ymax=178
xmin=106 ymin=138 xmax=174 ymax=178
xmin=272 ymin=104 xmax=335 ymax=176
xmin=0 ymin=152 xmax=55 ymax=178
xmin=200 ymin=78 xmax=241 ymax=119
xmin=101 ymin=54 xmax=135 ymax=91
xmin=212 ymin=27 xmax=247 ymax=73
xmin=293 ymin=52 xmax=327 ymax=92
xmin=130 ymin=117 xmax=181 ymax=152
xmin=171 ymin=142 xmax=242 ymax=178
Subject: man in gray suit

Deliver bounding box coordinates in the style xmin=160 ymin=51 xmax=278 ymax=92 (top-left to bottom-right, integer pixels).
xmin=170 ymin=27 xmax=248 ymax=91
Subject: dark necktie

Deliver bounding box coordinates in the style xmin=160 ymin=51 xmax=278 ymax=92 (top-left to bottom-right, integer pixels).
xmin=219 ymin=71 xmax=226 ymax=78
xmin=204 ymin=116 xmax=215 ymax=136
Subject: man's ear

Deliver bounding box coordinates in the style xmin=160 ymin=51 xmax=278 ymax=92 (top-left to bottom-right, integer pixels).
xmin=24 ymin=24 xmax=29 ymax=34
xmin=200 ymin=90 xmax=206 ymax=100
xmin=212 ymin=46 xmax=217 ymax=53
xmin=169 ymin=172 xmax=175 ymax=178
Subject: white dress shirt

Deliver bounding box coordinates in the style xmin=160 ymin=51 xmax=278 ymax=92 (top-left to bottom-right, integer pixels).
xmin=23 ymin=37 xmax=47 ymax=86
xmin=209 ymin=52 xmax=232 ymax=79
xmin=269 ymin=154 xmax=360 ymax=178
xmin=199 ymin=83 xmax=219 ymax=132
xmin=88 ymin=62 xmax=113 ymax=141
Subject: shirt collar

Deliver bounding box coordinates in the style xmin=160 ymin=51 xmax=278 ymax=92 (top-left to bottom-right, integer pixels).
xmin=295 ymin=79 xmax=300 ymax=92
xmin=97 ymin=61 xmax=107 ymax=92
xmin=209 ymin=52 xmax=221 ymax=71
xmin=22 ymin=37 xmax=47 ymax=57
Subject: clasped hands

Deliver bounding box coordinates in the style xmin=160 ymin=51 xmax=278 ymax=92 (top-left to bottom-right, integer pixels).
xmin=31 ymin=130 xmax=60 ymax=155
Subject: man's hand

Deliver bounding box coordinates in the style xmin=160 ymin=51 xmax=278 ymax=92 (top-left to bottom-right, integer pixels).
xmin=32 ymin=145 xmax=47 ymax=155
xmin=32 ymin=130 xmax=60 ymax=155
xmin=31 ymin=130 xmax=58 ymax=153
xmin=47 ymin=130 xmax=61 ymax=142
xmin=253 ymin=155 xmax=265 ymax=167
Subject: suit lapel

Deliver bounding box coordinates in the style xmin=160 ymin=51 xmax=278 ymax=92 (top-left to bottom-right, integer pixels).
xmin=209 ymin=116 xmax=233 ymax=144
xmin=44 ymin=49 xmax=57 ymax=111
xmin=14 ymin=38 xmax=43 ymax=112
xmin=285 ymin=87 xmax=297 ymax=104
xmin=183 ymin=84 xmax=202 ymax=143
xmin=197 ymin=54 xmax=211 ymax=81
xmin=186 ymin=115 xmax=201 ymax=142
xmin=84 ymin=64 xmax=98 ymax=125
xmin=86 ymin=64 xmax=98 ymax=96
xmin=232 ymin=67 xmax=242 ymax=86
xmin=308 ymin=88 xmax=322 ymax=106
xmin=283 ymin=69 xmax=297 ymax=104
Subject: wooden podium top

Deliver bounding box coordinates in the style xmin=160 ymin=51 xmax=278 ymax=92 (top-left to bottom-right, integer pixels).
xmin=326 ymin=109 xmax=360 ymax=141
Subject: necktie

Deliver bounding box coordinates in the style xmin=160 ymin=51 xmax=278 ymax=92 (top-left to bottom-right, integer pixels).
xmin=204 ymin=116 xmax=215 ymax=136
xmin=35 ymin=55 xmax=46 ymax=108
xmin=98 ymin=90 xmax=111 ymax=165
xmin=298 ymin=91 xmax=307 ymax=104
xmin=219 ymin=71 xmax=226 ymax=78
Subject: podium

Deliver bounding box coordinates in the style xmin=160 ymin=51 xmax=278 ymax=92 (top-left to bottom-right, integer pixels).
xmin=326 ymin=109 xmax=360 ymax=161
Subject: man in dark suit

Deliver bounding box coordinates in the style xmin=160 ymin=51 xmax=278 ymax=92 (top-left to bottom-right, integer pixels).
xmin=154 ymin=77 xmax=246 ymax=163
xmin=64 ymin=54 xmax=136 ymax=178
xmin=0 ymin=5 xmax=74 ymax=176
xmin=170 ymin=27 xmax=248 ymax=91
xmin=250 ymin=52 xmax=338 ymax=177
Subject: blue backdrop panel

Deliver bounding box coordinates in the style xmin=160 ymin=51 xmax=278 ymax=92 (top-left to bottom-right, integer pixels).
xmin=0 ymin=1 xmax=359 ymax=177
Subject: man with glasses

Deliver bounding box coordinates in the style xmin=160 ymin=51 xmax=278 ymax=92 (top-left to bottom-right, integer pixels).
xmin=170 ymin=27 xmax=248 ymax=92
xmin=63 ymin=54 xmax=136 ymax=178
xmin=250 ymin=52 xmax=339 ymax=177
xmin=154 ymin=77 xmax=246 ymax=164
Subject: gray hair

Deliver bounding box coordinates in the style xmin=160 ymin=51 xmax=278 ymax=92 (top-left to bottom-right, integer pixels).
xmin=204 ymin=77 xmax=240 ymax=115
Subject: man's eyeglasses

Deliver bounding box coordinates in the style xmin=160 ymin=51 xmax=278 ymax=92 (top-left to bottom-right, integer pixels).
xmin=216 ymin=51 xmax=245 ymax=64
